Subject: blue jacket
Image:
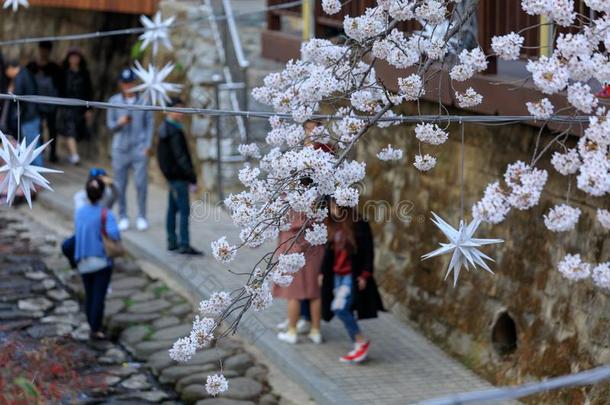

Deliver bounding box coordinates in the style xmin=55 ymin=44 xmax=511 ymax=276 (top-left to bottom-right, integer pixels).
xmin=74 ymin=203 xmax=121 ymax=264
xmin=106 ymin=93 xmax=154 ymax=153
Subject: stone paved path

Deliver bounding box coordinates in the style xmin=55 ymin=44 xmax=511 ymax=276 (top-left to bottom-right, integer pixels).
xmin=0 ymin=208 xmax=177 ymax=404
xmin=1 ymin=207 xmax=283 ymax=405
xmin=32 ymin=163 xmax=500 ymax=405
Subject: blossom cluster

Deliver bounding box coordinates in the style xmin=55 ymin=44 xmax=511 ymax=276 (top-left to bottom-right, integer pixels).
xmin=543 ymin=204 xmax=581 ymax=232
xmin=473 ymin=161 xmax=548 ymax=223
xmin=205 ymin=374 xmax=229 ymax=396
xmin=169 ymin=316 xmax=217 ymax=363
xmin=377 ymin=144 xmax=404 ymax=161
xmin=558 ymin=254 xmax=610 ymax=290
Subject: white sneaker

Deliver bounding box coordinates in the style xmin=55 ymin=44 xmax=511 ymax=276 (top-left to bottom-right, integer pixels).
xmin=296 ymin=319 xmax=311 ymax=335
xmin=118 ymin=218 xmax=130 ymax=231
xmin=277 ymin=331 xmax=298 ymax=344
xmin=276 ymin=319 xmax=289 ymax=331
xmin=136 ymin=217 xmax=149 ymax=231
xmin=69 ymin=154 xmax=80 ymax=165
xmin=308 ymin=331 xmax=323 ymax=344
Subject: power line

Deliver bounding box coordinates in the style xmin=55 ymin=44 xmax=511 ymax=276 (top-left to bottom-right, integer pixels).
xmin=0 ymin=93 xmax=591 ymax=124
xmin=418 ymin=364 xmax=610 ymax=404
xmin=0 ymin=0 xmax=304 ymax=47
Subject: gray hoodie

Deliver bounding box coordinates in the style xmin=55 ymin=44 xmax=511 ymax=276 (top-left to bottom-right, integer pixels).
xmin=106 ymin=93 xmax=154 ymax=153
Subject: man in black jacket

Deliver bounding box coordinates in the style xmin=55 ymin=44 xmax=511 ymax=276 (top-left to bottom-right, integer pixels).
xmin=157 ymin=98 xmax=202 ymax=255
xmin=2 ymin=59 xmax=42 ymax=166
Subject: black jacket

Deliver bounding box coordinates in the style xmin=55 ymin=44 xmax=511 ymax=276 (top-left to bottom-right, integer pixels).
xmin=157 ymin=119 xmax=197 ymax=183
xmin=5 ymin=68 xmax=39 ymax=133
xmin=320 ymin=220 xmax=385 ymax=322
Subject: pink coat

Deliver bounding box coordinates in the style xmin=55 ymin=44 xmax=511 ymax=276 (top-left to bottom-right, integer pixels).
xmin=272 ymin=213 xmax=324 ymax=300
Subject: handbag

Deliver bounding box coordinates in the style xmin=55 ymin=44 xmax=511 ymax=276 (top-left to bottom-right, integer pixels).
xmin=101 ymin=207 xmax=126 ymax=258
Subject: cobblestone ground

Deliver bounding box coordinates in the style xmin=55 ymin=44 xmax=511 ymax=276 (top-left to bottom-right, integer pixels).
xmin=0 ymin=207 xmax=283 ymax=405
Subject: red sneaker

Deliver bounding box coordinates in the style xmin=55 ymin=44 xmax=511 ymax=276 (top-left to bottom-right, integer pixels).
xmin=339 ymin=341 xmax=370 ymax=363
xmin=596 ymin=86 xmax=610 ymax=99
xmin=339 ymin=347 xmax=359 ymax=363
xmin=351 ymin=341 xmax=370 ymax=363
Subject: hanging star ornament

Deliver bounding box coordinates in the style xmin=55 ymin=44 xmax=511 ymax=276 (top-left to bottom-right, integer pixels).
xmin=3 ymin=0 xmax=29 ymax=12
xmin=139 ymin=11 xmax=175 ymax=57
xmin=422 ymin=212 xmax=503 ymax=287
xmin=0 ymin=133 xmax=62 ymax=208
xmin=131 ymin=61 xmax=182 ymax=107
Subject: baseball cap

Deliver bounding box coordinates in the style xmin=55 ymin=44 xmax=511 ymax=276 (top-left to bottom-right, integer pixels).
xmin=89 ymin=167 xmax=107 ymax=178
xmin=119 ymin=68 xmax=136 ymax=83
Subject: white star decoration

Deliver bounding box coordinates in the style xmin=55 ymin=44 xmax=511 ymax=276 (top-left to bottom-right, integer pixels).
xmin=0 ymin=133 xmax=62 ymax=208
xmin=131 ymin=62 xmax=182 ymax=107
xmin=422 ymin=212 xmax=503 ymax=287
xmin=139 ymin=11 xmax=175 ymax=57
xmin=3 ymin=0 xmax=29 ymax=12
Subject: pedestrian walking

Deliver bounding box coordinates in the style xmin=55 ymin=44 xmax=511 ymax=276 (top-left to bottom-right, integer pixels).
xmin=27 ymin=41 xmax=62 ymax=163
xmin=274 ymin=210 xmax=325 ymax=345
xmin=62 ymin=168 xmax=119 ymax=269
xmin=321 ymin=198 xmax=384 ymax=363
xmin=74 ymin=177 xmax=121 ymax=339
xmin=0 ymin=51 xmax=7 ymax=94
xmin=156 ymin=97 xmax=202 ymax=255
xmin=58 ymin=48 xmax=93 ymax=165
xmin=1 ymin=59 xmax=42 ymax=167
xmin=275 ymin=120 xmax=331 ymax=338
xmin=106 ymin=68 xmax=153 ymax=232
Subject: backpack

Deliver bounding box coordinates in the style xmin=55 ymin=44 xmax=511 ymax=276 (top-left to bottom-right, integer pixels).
xmin=34 ymin=71 xmax=58 ymax=113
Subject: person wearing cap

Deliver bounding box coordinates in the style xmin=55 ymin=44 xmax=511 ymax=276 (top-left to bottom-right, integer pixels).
xmin=58 ymin=48 xmax=93 ymax=165
xmin=106 ymin=68 xmax=154 ymax=232
xmin=157 ymin=97 xmax=202 ymax=255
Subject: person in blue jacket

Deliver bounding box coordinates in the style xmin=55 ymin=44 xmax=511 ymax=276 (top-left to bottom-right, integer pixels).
xmin=74 ymin=177 xmax=120 ymax=339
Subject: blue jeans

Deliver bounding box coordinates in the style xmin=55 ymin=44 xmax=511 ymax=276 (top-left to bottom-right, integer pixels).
xmin=23 ymin=117 xmax=43 ymax=167
xmin=167 ymin=180 xmax=190 ymax=248
xmin=332 ymin=274 xmax=361 ymax=341
xmin=81 ymin=266 xmax=112 ymax=333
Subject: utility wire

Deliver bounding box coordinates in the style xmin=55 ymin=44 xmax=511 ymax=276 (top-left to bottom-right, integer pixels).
xmin=418 ymin=364 xmax=610 ymax=404
xmin=0 ymin=93 xmax=591 ymax=124
xmin=0 ymin=0 xmax=304 ymax=46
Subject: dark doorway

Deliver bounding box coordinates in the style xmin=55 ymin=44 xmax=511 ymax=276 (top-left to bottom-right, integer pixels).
xmin=492 ymin=311 xmax=517 ymax=356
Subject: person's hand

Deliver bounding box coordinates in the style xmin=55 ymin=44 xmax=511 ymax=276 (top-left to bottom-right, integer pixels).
xmin=85 ymin=110 xmax=93 ymax=124
xmin=318 ymin=274 xmax=324 ymax=287
xmin=189 ymin=183 xmax=198 ymax=193
xmin=357 ymin=277 xmax=367 ymax=291
xmin=117 ymin=115 xmax=131 ymax=126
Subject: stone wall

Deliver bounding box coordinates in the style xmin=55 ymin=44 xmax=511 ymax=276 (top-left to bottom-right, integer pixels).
xmin=0 ymin=6 xmax=140 ymax=160
xmin=356 ymin=101 xmax=610 ymax=403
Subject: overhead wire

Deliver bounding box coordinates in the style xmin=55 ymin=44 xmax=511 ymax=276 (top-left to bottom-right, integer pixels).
xmin=0 ymin=93 xmax=591 ymax=124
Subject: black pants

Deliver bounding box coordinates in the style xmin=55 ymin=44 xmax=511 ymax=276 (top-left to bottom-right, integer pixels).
xmin=40 ymin=110 xmax=58 ymax=160
xmin=81 ymin=266 xmax=112 ymax=333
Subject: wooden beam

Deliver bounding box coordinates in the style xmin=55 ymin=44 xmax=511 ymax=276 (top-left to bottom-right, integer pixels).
xmin=28 ymin=0 xmax=158 ymax=15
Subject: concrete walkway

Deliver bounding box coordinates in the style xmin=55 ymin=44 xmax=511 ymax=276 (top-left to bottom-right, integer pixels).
xmin=37 ymin=162 xmax=494 ymax=405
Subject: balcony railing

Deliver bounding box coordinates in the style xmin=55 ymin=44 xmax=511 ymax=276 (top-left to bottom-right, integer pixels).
xmin=264 ymin=0 xmax=595 ymax=74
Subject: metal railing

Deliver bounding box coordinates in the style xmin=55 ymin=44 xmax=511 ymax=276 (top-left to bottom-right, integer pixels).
xmin=204 ymin=0 xmax=251 ymax=201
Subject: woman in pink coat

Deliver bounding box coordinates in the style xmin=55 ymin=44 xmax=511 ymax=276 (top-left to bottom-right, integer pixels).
xmin=273 ymin=211 xmax=324 ymax=344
